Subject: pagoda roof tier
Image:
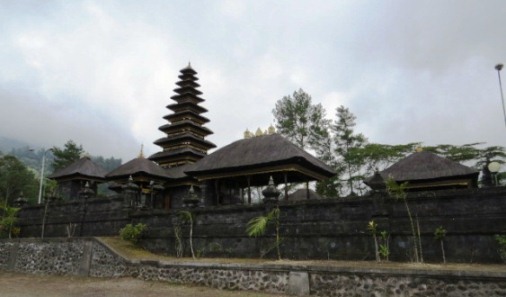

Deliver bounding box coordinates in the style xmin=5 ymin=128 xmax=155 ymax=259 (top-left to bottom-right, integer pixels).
xmin=159 ymin=121 xmax=214 ymax=136
xmin=149 ymin=148 xmax=207 ymax=164
xmin=164 ymin=111 xmax=210 ymax=124
xmin=154 ymin=134 xmax=216 ymax=150
xmin=180 ymin=64 xmax=197 ymax=75
xmin=173 ymin=86 xmax=203 ymax=96
xmin=170 ymin=93 xmax=205 ymax=104
xmin=167 ymin=102 xmax=208 ymax=114
xmin=176 ymin=80 xmax=200 ymax=88
xmin=163 ymin=103 xmax=207 ymax=114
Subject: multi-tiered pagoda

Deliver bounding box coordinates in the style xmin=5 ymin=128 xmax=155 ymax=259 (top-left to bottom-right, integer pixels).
xmin=150 ymin=64 xmax=216 ymax=169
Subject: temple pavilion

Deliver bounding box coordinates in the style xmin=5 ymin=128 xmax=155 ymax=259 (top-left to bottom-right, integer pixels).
xmin=48 ymin=156 xmax=107 ymax=200
xmin=364 ymin=150 xmax=480 ymax=192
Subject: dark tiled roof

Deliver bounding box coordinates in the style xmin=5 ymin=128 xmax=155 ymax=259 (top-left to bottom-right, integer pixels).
xmin=165 ymin=164 xmax=193 ymax=179
xmin=374 ymin=151 xmax=479 ymax=182
xmin=185 ymin=134 xmax=335 ymax=178
xmin=48 ymin=157 xmax=107 ymax=180
xmin=105 ymin=157 xmax=172 ymax=180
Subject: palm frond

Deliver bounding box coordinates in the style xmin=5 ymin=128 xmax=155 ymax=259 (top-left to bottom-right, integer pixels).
xmin=247 ymin=215 xmax=269 ymax=237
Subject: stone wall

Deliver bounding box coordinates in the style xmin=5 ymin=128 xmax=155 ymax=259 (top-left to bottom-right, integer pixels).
xmin=15 ymin=187 xmax=506 ymax=263
xmin=0 ymin=238 xmax=505 ymax=296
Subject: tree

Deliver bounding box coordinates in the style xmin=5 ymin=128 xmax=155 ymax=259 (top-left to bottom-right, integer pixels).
xmin=92 ymin=156 xmax=122 ymax=172
xmin=0 ymin=155 xmax=38 ymax=205
xmin=51 ymin=140 xmax=84 ymax=172
xmin=423 ymin=143 xmax=481 ymax=164
xmin=0 ymin=205 xmax=20 ymax=239
xmin=332 ymin=106 xmax=367 ymax=195
xmin=350 ymin=143 xmax=420 ymax=179
xmin=273 ymin=89 xmax=333 ymax=196
xmin=273 ymin=89 xmax=330 ymax=151
xmin=387 ymin=178 xmax=422 ymax=263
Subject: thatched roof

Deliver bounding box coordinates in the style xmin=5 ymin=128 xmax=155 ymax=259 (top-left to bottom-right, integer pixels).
xmin=364 ymin=151 xmax=479 ymax=190
xmin=185 ymin=134 xmax=335 ymax=185
xmin=380 ymin=151 xmax=478 ymax=181
xmin=48 ymin=157 xmax=107 ymax=181
xmin=105 ymin=156 xmax=171 ymax=181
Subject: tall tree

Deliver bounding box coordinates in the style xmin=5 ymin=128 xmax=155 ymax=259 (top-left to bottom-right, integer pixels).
xmin=332 ymin=106 xmax=367 ymax=195
xmin=0 ymin=155 xmax=38 ymax=205
xmin=423 ymin=143 xmax=481 ymax=164
xmin=274 ymin=89 xmax=335 ymax=197
xmin=273 ymin=89 xmax=330 ymax=151
xmin=351 ymin=143 xmax=421 ymax=176
xmin=51 ymin=140 xmax=84 ymax=172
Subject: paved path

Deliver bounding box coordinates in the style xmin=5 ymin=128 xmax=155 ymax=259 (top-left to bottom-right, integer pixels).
xmin=0 ymin=272 xmax=291 ymax=297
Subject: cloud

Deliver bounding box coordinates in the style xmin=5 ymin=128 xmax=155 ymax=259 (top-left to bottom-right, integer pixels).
xmin=2 ymin=0 xmax=506 ymax=165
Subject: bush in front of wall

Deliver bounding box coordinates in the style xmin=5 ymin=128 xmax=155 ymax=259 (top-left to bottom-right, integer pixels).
xmin=119 ymin=223 xmax=147 ymax=244
xmin=495 ymin=234 xmax=506 ymax=263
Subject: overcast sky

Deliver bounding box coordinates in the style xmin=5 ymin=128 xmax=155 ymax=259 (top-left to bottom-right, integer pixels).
xmin=1 ymin=0 xmax=506 ymax=162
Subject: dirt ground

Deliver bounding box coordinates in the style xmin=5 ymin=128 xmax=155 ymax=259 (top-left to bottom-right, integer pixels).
xmin=0 ymin=271 xmax=291 ymax=297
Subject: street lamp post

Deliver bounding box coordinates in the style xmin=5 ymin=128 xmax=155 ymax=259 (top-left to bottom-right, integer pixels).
xmin=38 ymin=149 xmax=52 ymax=204
xmin=495 ymin=64 xmax=506 ymax=128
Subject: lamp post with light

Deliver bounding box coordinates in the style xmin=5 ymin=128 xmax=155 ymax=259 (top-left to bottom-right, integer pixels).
xmin=38 ymin=148 xmax=52 ymax=204
xmin=495 ymin=64 xmax=506 ymax=128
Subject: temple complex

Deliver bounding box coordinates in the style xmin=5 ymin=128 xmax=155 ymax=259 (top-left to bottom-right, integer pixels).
xmin=48 ymin=64 xmax=335 ymax=209
xmin=17 ymin=64 xmax=506 ymax=265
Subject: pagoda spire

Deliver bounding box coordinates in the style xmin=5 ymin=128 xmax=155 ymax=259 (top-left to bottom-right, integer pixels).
xmin=149 ymin=64 xmax=216 ymax=168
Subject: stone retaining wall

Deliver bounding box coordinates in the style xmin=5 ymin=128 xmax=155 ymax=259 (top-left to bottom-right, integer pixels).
xmin=1 ymin=238 xmax=505 ymax=296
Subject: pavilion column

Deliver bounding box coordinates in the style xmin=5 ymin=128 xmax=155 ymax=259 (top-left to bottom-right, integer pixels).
xmin=284 ymin=173 xmax=288 ymax=200
xmin=247 ymin=176 xmax=251 ymax=205
xmin=214 ymin=179 xmax=220 ymax=206
xmin=306 ymin=181 xmax=310 ymax=199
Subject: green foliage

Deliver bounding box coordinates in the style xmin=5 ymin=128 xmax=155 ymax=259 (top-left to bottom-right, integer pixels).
xmin=423 ymin=143 xmax=482 ymax=163
xmin=247 ymin=207 xmax=279 ymax=237
xmin=350 ymin=143 xmax=420 ymax=174
xmin=386 ymin=178 xmax=408 ymax=199
xmin=379 ymin=230 xmax=390 ymax=260
xmin=246 ymin=207 xmax=282 ymax=259
xmin=0 ymin=205 xmax=20 ymax=239
xmin=91 ymin=156 xmax=122 ymax=172
xmin=0 ymin=155 xmax=38 ymax=205
xmin=367 ymin=220 xmax=389 ymax=261
xmin=119 ymin=223 xmax=147 ymax=244
xmin=434 ymin=226 xmax=447 ymax=241
xmin=367 ymin=220 xmax=380 ymax=262
xmin=386 ymin=178 xmax=422 ymax=263
xmin=495 ymin=235 xmax=506 ymax=262
xmin=273 ymin=89 xmax=330 ymax=151
xmin=51 ymin=140 xmax=84 ymax=172
xmin=332 ymin=105 xmax=367 ymax=195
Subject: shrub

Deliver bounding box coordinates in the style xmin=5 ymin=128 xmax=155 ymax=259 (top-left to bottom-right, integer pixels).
xmin=495 ymin=234 xmax=506 ymax=262
xmin=119 ymin=223 xmax=147 ymax=244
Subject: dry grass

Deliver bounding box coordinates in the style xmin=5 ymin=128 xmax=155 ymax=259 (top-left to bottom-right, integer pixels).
xmin=98 ymin=237 xmax=506 ymax=274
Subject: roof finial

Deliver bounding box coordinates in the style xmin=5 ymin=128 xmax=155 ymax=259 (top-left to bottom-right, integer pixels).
xmin=187 ymin=61 xmax=192 ymax=68
xmin=139 ymin=144 xmax=145 ymax=158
